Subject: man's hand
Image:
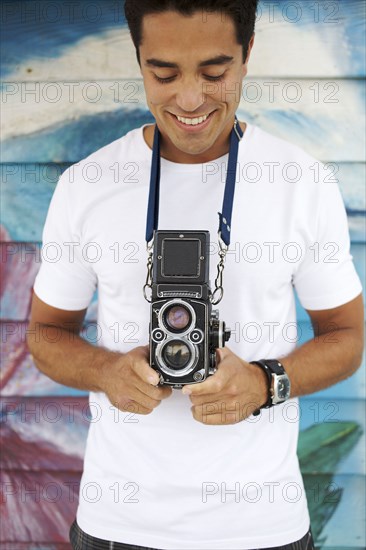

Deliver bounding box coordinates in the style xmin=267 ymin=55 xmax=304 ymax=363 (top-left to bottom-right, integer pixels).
xmin=182 ymin=347 xmax=268 ymax=425
xmin=101 ymin=345 xmax=172 ymax=415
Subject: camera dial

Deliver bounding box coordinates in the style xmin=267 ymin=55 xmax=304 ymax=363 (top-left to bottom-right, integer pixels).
xmin=210 ymin=310 xmax=231 ymax=349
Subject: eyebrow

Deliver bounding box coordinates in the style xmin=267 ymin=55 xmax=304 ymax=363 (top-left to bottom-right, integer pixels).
xmin=145 ymin=55 xmax=234 ymax=69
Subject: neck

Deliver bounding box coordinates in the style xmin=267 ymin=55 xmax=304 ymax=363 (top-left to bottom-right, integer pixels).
xmin=144 ymin=120 xmax=246 ymax=164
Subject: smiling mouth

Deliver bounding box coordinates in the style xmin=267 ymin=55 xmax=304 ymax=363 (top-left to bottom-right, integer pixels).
xmin=172 ymin=112 xmax=214 ymax=126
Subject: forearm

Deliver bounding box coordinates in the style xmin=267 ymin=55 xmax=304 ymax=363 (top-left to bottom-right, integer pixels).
xmin=281 ymin=327 xmax=364 ymax=398
xmin=27 ymin=324 xmax=120 ymax=392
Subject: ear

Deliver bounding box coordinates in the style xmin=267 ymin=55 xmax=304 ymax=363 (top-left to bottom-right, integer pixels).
xmin=242 ymin=34 xmax=255 ymax=78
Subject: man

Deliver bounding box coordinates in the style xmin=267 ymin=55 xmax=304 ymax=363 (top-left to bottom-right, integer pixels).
xmin=27 ymin=1 xmax=364 ymax=549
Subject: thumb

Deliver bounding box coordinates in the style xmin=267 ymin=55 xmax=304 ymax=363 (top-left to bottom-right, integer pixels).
xmin=141 ymin=344 xmax=150 ymax=360
xmin=132 ymin=346 xmax=160 ymax=385
xmin=216 ymin=346 xmax=230 ymax=364
xmin=134 ymin=360 xmax=160 ymax=386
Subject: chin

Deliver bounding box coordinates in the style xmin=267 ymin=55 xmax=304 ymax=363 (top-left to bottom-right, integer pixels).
xmin=175 ymin=141 xmax=212 ymax=155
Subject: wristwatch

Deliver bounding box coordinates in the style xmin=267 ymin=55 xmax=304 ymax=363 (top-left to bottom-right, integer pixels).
xmin=250 ymin=359 xmax=291 ymax=414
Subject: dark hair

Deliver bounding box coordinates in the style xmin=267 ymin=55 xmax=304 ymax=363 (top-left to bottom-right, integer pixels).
xmin=124 ymin=0 xmax=258 ymax=66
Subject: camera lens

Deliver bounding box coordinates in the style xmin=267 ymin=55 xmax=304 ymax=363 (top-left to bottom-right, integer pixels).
xmin=165 ymin=305 xmax=191 ymax=332
xmin=162 ymin=340 xmax=191 ymax=370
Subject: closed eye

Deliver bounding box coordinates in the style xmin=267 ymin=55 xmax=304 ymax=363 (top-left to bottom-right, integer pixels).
xmin=153 ymin=74 xmax=225 ymax=84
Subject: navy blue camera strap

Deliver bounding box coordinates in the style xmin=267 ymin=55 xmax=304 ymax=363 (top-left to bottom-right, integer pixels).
xmin=145 ymin=116 xmax=243 ymax=247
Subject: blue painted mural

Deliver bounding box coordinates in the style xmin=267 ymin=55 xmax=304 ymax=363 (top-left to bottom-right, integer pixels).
xmin=0 ymin=0 xmax=365 ymax=547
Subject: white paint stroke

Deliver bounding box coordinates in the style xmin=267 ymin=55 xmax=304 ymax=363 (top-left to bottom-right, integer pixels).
xmin=3 ymin=16 xmax=355 ymax=83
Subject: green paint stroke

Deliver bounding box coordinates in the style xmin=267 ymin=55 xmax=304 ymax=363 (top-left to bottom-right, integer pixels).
xmin=298 ymin=422 xmax=363 ymax=546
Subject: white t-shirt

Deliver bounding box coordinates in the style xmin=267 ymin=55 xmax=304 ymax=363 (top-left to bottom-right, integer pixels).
xmin=34 ymin=123 xmax=362 ymax=549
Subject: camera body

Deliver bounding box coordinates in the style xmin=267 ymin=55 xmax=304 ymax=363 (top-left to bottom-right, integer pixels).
xmin=149 ymin=230 xmax=230 ymax=388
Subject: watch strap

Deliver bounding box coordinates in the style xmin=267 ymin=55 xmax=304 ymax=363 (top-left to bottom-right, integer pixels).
xmin=250 ymin=360 xmax=272 ymax=414
xmin=250 ymin=359 xmax=286 ymax=415
xmin=262 ymin=359 xmax=286 ymax=376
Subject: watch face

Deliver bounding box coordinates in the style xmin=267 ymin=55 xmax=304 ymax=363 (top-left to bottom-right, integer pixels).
xmin=273 ymin=374 xmax=291 ymax=403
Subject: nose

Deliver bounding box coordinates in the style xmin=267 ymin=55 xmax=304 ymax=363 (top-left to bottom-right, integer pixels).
xmin=175 ymin=76 xmax=205 ymax=113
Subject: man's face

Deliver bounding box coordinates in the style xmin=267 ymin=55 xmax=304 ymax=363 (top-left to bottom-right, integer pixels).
xmin=139 ymin=10 xmax=254 ymax=163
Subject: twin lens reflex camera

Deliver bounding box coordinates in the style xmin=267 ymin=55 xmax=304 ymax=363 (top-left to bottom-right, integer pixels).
xmin=147 ymin=230 xmax=231 ymax=388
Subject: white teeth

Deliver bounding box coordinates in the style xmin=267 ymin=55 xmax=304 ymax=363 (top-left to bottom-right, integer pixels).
xmin=176 ymin=114 xmax=209 ymax=125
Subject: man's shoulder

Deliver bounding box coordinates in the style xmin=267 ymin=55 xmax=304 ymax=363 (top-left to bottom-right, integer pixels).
xmin=62 ymin=124 xmax=150 ymax=181
xmin=245 ymin=123 xmax=317 ymax=166
xmin=86 ymin=124 xmax=149 ymax=164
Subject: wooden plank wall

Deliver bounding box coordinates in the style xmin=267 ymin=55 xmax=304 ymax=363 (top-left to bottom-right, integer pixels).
xmin=1 ymin=0 xmax=365 ymax=547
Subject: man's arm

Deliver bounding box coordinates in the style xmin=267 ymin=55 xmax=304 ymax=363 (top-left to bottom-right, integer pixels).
xmin=27 ymin=292 xmax=103 ymax=391
xmin=183 ymin=293 xmax=364 ymax=424
xmin=281 ymin=293 xmax=364 ymax=396
xmin=27 ymin=293 xmax=172 ymax=414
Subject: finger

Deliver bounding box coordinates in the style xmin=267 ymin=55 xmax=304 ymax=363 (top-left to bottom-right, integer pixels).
xmin=181 ymin=348 xmax=235 ymax=396
xmin=191 ymin=402 xmax=242 ymax=425
xmin=192 ymin=410 xmax=241 ymax=425
xmin=182 ymin=368 xmax=229 ymax=396
xmin=115 ymin=386 xmax=162 ymax=411
xmin=132 ymin=345 xmax=150 ymax=362
xmin=141 ymin=344 xmax=150 ymax=357
xmin=189 ymin=393 xmax=232 ymax=406
xmin=216 ymin=346 xmax=231 ymax=363
xmin=159 ymin=385 xmax=173 ymax=399
xmin=122 ymin=401 xmax=154 ymax=416
xmin=135 ymin=378 xmax=173 ymax=401
xmin=131 ymin=356 xmax=160 ymax=386
xmin=132 ymin=388 xmax=162 ymax=410
xmin=107 ymin=397 xmax=152 ymax=415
